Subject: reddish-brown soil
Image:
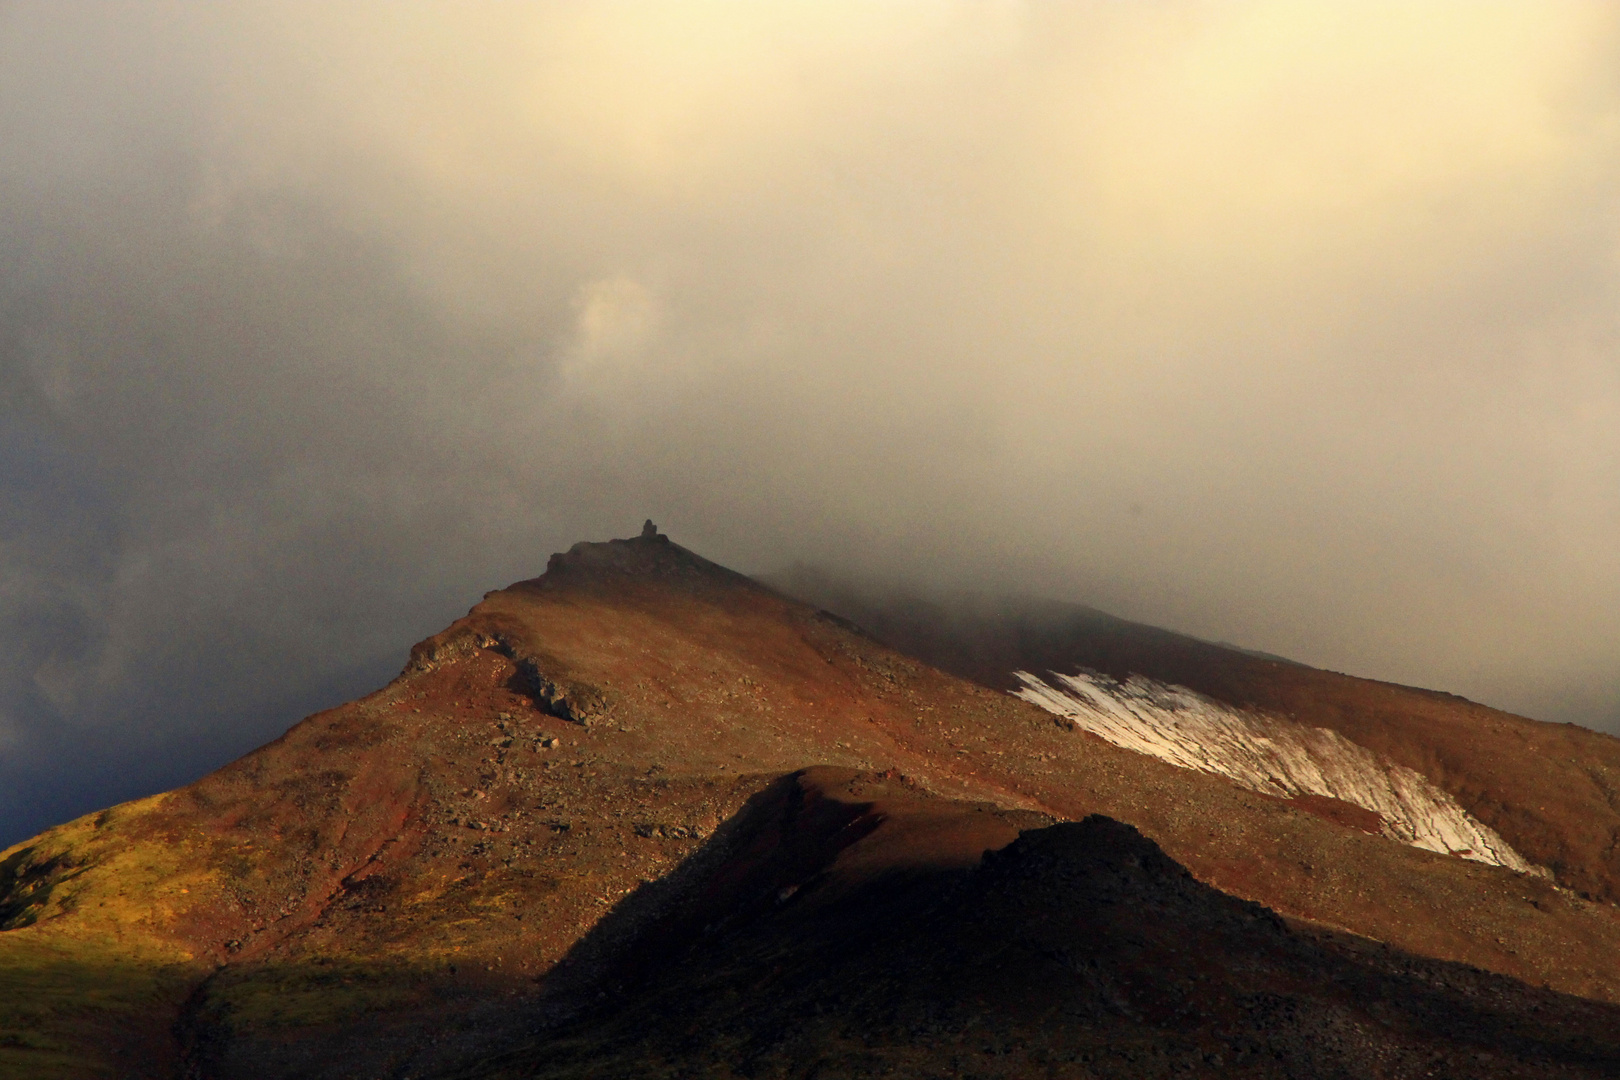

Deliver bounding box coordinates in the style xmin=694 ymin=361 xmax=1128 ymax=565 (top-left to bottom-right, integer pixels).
xmin=4 ymin=531 xmax=1620 ymax=1078
xmin=1279 ymin=792 xmax=1386 ymax=835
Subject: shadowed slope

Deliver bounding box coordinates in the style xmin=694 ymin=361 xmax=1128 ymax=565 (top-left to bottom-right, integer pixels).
xmin=471 ymin=799 xmax=1620 ymax=1080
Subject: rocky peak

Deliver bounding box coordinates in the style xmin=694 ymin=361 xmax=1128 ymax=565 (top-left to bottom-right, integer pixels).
xmin=527 ymin=524 xmax=754 ymax=597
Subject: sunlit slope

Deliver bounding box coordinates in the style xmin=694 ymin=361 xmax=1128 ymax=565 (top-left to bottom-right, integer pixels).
xmin=6 ymin=532 xmax=1620 ymax=1076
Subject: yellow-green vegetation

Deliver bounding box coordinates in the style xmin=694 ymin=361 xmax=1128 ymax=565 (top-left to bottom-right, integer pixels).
xmin=0 ymin=929 xmax=197 ymax=1079
xmin=0 ymin=794 xmax=214 ymax=942
xmin=0 ymin=795 xmax=212 ymax=1079
xmin=197 ymin=957 xmax=431 ymax=1033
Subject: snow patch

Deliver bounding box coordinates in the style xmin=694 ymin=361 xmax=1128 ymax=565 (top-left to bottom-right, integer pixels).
xmin=1014 ymin=669 xmax=1544 ymax=876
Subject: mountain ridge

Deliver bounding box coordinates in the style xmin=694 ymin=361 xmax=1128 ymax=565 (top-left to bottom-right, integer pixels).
xmin=5 ymin=528 xmax=1620 ymax=1077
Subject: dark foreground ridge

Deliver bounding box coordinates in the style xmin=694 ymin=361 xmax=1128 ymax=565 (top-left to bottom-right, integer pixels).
xmin=462 ymin=789 xmax=1620 ymax=1079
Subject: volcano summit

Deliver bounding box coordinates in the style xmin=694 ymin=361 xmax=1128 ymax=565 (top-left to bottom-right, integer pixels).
xmin=5 ymin=528 xmax=1620 ymax=1078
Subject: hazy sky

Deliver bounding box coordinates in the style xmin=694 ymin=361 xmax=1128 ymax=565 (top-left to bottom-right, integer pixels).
xmin=4 ymin=2 xmax=1620 ymax=844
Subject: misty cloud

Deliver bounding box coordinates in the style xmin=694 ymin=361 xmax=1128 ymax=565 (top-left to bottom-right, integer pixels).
xmin=4 ymin=1 xmax=1620 ymax=843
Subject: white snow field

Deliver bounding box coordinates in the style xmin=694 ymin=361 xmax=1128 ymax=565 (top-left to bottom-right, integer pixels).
xmin=1015 ymin=669 xmax=1544 ymax=875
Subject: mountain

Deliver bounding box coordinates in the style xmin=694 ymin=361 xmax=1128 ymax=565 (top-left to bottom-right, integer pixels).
xmin=4 ymin=529 xmax=1620 ymax=1078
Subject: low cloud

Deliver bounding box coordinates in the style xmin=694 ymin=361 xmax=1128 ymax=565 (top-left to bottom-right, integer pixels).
xmin=4 ymin=2 xmax=1620 ymax=843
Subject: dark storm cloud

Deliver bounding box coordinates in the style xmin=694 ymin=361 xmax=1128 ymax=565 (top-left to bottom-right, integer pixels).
xmin=4 ymin=2 xmax=1620 ymax=843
